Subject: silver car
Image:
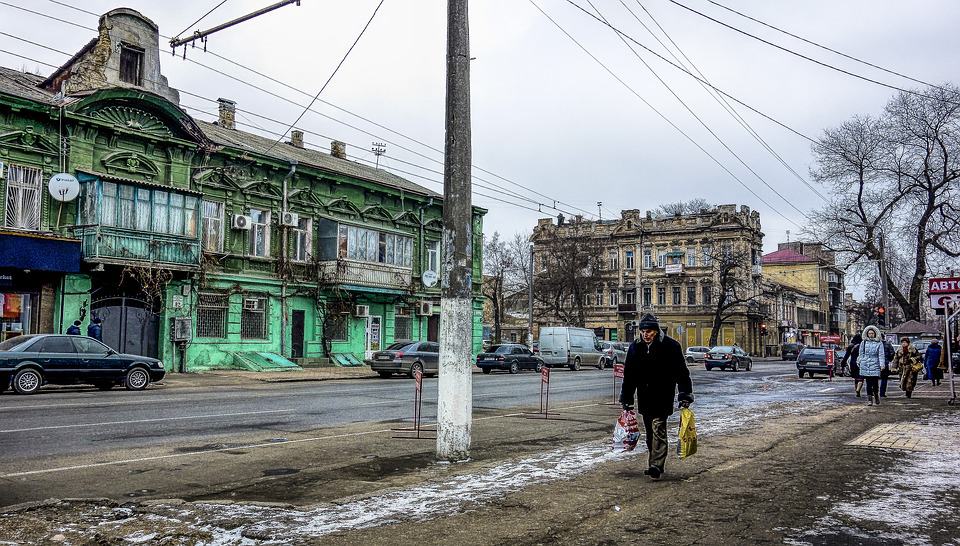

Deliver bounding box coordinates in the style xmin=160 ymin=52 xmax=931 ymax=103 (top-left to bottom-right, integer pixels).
xmin=366 ymin=341 xmax=439 ymax=378
xmin=600 ymin=341 xmax=628 ymax=367
xmin=685 ymin=346 xmax=710 ymax=364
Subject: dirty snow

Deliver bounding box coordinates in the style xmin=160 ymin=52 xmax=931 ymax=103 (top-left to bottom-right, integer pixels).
xmin=787 ymin=411 xmax=960 ymax=546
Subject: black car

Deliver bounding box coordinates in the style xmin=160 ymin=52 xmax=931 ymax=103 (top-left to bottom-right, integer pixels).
xmin=781 ymin=343 xmax=804 ymax=361
xmin=704 ymin=346 xmax=753 ymax=371
xmin=476 ymin=344 xmax=544 ymax=374
xmin=365 ymin=340 xmax=439 ymax=378
xmin=797 ymin=347 xmax=833 ymax=378
xmin=0 ymin=334 xmax=165 ymax=395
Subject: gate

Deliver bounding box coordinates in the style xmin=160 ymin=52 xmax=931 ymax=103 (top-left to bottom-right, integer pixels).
xmin=90 ymin=296 xmax=160 ymax=358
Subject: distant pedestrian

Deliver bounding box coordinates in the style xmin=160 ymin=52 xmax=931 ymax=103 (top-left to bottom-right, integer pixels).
xmin=620 ymin=313 xmax=694 ymax=480
xmin=840 ymin=334 xmax=863 ymax=397
xmin=66 ymin=320 xmax=81 ymax=335
xmin=879 ymin=339 xmax=895 ymax=397
xmin=924 ymin=339 xmax=943 ymax=386
xmin=892 ymin=337 xmax=921 ymax=398
xmin=858 ymin=326 xmax=886 ymax=406
xmin=87 ymin=317 xmax=103 ymax=342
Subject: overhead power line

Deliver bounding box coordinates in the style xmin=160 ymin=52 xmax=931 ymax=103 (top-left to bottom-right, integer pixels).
xmin=527 ymin=0 xmax=804 ymax=230
xmin=30 ymin=0 xmax=601 ymax=220
xmin=172 ymin=0 xmax=230 ymax=42
xmin=583 ymin=0 xmax=812 ymax=220
xmin=666 ymin=0 xmax=960 ymax=107
xmin=705 ymin=0 xmax=951 ymax=94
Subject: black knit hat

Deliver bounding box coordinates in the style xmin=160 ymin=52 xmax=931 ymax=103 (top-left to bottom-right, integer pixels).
xmin=637 ymin=313 xmax=659 ymax=331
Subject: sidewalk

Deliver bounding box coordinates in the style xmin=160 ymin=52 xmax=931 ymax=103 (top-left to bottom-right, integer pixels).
xmin=157 ymin=366 xmax=380 ymax=388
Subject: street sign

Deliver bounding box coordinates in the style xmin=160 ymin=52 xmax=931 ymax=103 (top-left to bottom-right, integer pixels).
xmin=931 ymin=294 xmax=960 ymax=310
xmin=541 ymin=366 xmax=550 ymax=384
xmin=414 ymin=369 xmax=423 ymax=393
xmin=820 ymin=335 xmax=841 ymax=344
xmin=825 ymin=348 xmax=835 ymax=365
xmin=613 ymin=363 xmax=624 ymax=379
xmin=930 ymin=277 xmax=960 ymax=309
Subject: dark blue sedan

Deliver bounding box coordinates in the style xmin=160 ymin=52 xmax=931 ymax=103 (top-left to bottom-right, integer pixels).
xmin=0 ymin=334 xmax=165 ymax=395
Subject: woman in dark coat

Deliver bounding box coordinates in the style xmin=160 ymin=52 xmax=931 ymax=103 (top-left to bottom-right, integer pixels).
xmin=924 ymin=339 xmax=943 ymax=386
xmin=840 ymin=333 xmax=863 ymax=397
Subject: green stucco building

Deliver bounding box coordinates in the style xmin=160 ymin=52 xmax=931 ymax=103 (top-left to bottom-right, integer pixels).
xmin=0 ymin=8 xmax=484 ymax=372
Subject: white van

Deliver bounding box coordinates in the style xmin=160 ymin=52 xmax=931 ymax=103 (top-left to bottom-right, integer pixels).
xmin=538 ymin=327 xmax=605 ymax=371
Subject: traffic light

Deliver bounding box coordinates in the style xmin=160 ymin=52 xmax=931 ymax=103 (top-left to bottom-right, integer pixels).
xmin=876 ymin=306 xmax=886 ymax=327
xmin=760 ymin=323 xmax=768 ymax=336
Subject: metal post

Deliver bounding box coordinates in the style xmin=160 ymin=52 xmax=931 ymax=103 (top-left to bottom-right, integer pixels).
xmin=527 ymin=242 xmax=534 ymax=346
xmin=879 ymin=229 xmax=890 ymax=325
xmin=436 ymin=0 xmax=473 ymax=462
xmin=947 ymin=306 xmax=958 ymax=405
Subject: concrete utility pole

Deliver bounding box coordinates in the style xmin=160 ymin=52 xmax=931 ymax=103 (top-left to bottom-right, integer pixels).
xmin=527 ymin=242 xmax=534 ymax=346
xmin=878 ymin=229 xmax=890 ymax=325
xmin=436 ymin=0 xmax=473 ymax=462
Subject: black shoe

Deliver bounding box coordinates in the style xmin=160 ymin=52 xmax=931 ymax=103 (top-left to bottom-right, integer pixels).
xmin=905 ymin=391 xmax=912 ymax=398
xmin=647 ymin=466 xmax=662 ymax=479
xmin=875 ymin=394 xmax=880 ymax=405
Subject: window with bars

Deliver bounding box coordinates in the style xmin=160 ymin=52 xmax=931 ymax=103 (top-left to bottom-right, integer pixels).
xmin=197 ymin=293 xmax=229 ymax=338
xmin=394 ymin=311 xmax=413 ymax=341
xmin=240 ymin=294 xmax=268 ymax=339
xmin=326 ymin=313 xmax=348 ymax=341
xmin=4 ymin=164 xmax=42 ymax=230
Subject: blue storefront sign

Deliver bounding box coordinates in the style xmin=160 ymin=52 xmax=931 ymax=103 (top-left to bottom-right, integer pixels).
xmin=0 ymin=231 xmax=81 ymax=272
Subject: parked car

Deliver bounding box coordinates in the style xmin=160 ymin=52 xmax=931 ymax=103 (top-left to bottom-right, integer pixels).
xmin=538 ymin=327 xmax=604 ymax=371
xmin=476 ymin=344 xmax=544 ymax=374
xmin=704 ymin=346 xmax=753 ymax=371
xmin=796 ymin=347 xmax=834 ymax=378
xmin=684 ymin=346 xmax=710 ymax=364
xmin=366 ymin=340 xmax=439 ymax=378
xmin=781 ymin=343 xmax=804 ymax=361
xmin=0 ymin=334 xmax=165 ymax=395
xmin=600 ymin=341 xmax=627 ymax=367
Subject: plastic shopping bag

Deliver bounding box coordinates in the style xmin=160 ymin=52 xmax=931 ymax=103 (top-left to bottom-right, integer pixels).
xmin=677 ymin=407 xmax=698 ymax=459
xmin=613 ymin=409 xmax=641 ymax=452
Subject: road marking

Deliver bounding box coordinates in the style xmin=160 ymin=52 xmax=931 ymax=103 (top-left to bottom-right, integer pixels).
xmin=819 ymin=387 xmax=836 ymax=393
xmin=0 ymin=402 xmax=608 ymax=478
xmin=0 ymin=409 xmax=296 ymax=433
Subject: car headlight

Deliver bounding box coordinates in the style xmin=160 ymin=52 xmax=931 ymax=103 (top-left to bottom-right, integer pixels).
xmin=156 ymin=361 xmax=164 ymax=368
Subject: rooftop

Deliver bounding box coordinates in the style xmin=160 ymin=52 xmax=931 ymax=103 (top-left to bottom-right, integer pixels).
xmin=762 ymin=248 xmax=817 ymax=265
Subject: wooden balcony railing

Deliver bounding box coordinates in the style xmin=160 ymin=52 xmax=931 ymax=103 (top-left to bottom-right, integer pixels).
xmin=318 ymin=259 xmax=412 ymax=290
xmin=78 ymin=226 xmax=201 ymax=268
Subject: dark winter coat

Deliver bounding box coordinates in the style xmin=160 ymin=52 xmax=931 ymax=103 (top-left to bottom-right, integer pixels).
xmin=87 ymin=322 xmax=103 ymax=342
xmin=619 ymin=332 xmax=693 ymax=417
xmin=841 ymin=334 xmax=863 ymax=379
xmin=66 ymin=325 xmax=81 ymax=335
xmin=924 ymin=343 xmax=943 ymax=380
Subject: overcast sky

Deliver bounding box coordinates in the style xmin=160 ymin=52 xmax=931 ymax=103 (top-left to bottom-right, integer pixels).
xmin=2 ymin=0 xmax=959 ymax=262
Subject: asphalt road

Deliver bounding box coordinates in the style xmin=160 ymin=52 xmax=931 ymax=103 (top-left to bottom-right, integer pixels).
xmin=0 ymin=358 xmax=827 ymax=506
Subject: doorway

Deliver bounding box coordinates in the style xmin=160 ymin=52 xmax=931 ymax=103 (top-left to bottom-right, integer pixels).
xmin=427 ymin=314 xmax=440 ymax=342
xmin=365 ymin=315 xmax=382 ymax=359
xmin=90 ymin=296 xmax=159 ymax=358
xmin=291 ymin=310 xmax=305 ymax=358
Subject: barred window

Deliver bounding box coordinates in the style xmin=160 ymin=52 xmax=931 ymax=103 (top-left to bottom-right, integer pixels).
xmin=327 ymin=314 xmax=347 ymax=341
xmin=197 ymin=293 xmax=228 ymax=338
xmin=240 ymin=294 xmax=268 ymax=339
xmin=395 ymin=316 xmax=412 ymax=341
xmin=5 ymin=164 xmax=42 ymax=230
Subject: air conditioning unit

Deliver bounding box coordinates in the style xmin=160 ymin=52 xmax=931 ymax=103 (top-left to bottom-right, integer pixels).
xmin=243 ymin=297 xmax=263 ymax=311
xmin=417 ymin=301 xmax=433 ymax=316
xmin=280 ymin=211 xmax=299 ymax=227
xmin=232 ymin=214 xmax=252 ymax=230
xmin=354 ymin=304 xmax=370 ymax=317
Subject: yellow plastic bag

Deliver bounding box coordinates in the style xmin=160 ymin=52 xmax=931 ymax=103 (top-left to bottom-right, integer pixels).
xmin=677 ymin=407 xmax=697 ymax=459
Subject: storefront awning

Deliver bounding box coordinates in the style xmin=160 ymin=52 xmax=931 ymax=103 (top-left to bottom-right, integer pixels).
xmin=0 ymin=231 xmax=81 ymax=273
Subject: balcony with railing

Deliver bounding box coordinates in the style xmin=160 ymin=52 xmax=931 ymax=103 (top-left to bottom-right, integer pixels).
xmin=318 ymin=259 xmax=412 ymax=291
xmin=617 ymin=303 xmax=638 ymax=315
xmin=78 ymin=226 xmax=201 ymax=269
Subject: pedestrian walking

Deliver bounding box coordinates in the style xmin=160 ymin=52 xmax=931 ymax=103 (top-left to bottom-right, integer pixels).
xmin=620 ymin=313 xmax=694 ymax=480
xmin=924 ymin=338 xmax=944 ymax=386
xmin=87 ymin=317 xmax=103 ymax=342
xmin=840 ymin=334 xmax=863 ymax=397
xmin=66 ymin=320 xmax=82 ymax=335
xmin=857 ymin=325 xmax=886 ymax=406
xmin=892 ymin=337 xmax=922 ymax=398
xmin=879 ymin=339 xmax=895 ymax=397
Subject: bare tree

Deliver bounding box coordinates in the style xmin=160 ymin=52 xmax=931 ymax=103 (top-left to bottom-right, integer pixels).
xmin=808 ymin=84 xmax=960 ymax=320
xmin=706 ymin=246 xmax=761 ymax=346
xmin=482 ymin=232 xmax=515 ymax=343
xmin=532 ymin=224 xmax=604 ymax=327
xmin=654 ymin=198 xmax=712 ymax=218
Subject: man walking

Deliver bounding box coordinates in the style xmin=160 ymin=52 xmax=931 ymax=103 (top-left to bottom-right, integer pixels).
xmin=87 ymin=317 xmax=103 ymax=342
xmin=620 ymin=313 xmax=694 ymax=479
xmin=66 ymin=320 xmax=82 ymax=335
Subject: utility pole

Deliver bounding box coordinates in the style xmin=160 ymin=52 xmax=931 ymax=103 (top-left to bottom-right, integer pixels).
xmin=371 ymin=142 xmax=386 ymax=169
xmin=527 ymin=241 xmax=534 ymax=346
xmin=437 ymin=0 xmax=473 ymax=462
xmin=878 ymin=228 xmax=890 ymax=327
xmin=597 ymin=201 xmax=603 ymax=221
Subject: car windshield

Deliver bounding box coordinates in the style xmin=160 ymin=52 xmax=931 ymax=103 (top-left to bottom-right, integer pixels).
xmin=711 ymin=346 xmax=734 ymax=353
xmin=0 ymin=335 xmax=37 ymax=351
xmin=490 ymin=345 xmax=514 ymax=354
xmin=385 ymin=342 xmax=414 ymax=351
xmin=803 ymin=348 xmax=826 ymax=355
xmin=913 ymin=341 xmax=931 ymax=351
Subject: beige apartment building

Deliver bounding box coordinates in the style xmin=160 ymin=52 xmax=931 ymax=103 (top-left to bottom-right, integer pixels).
xmin=531 ymin=205 xmax=766 ymax=355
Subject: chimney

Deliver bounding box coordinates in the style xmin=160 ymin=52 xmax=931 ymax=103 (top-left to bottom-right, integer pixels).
xmin=289 ymin=129 xmax=304 ymax=148
xmin=217 ymin=98 xmax=236 ymax=130
xmin=331 ymin=140 xmax=346 ymax=159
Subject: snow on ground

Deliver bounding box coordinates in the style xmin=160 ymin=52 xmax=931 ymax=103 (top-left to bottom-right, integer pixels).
xmin=786 ymin=411 xmax=960 ymax=546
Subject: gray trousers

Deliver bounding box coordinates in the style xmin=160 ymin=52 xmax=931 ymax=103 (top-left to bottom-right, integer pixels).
xmin=642 ymin=413 xmax=669 ymax=470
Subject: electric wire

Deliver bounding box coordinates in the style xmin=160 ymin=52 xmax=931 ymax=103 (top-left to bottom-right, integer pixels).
xmin=172 ymin=0 xmax=230 ymax=41
xmin=625 ymin=0 xmax=828 ymax=203
xmin=527 ymin=0 xmax=804 ymax=230
xmin=31 ymin=0 xmax=601 ymax=220
xmin=584 ymin=0 xmax=812 ymax=220
xmin=666 ymin=0 xmax=960 ymax=107
xmin=705 ymin=0 xmax=951 ymax=94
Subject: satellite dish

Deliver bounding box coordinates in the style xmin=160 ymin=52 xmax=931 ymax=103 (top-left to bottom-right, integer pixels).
xmin=422 ymin=269 xmax=438 ymax=288
xmin=48 ymin=173 xmax=80 ymax=202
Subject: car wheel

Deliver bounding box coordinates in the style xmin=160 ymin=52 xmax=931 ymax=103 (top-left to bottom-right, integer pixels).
xmin=798 ymin=369 xmax=805 ymax=378
xmin=125 ymin=367 xmax=150 ymax=391
xmin=808 ymin=371 xmax=815 ymax=378
xmin=747 ymin=361 xmax=753 ymax=372
xmin=377 ymin=371 xmax=393 ymax=378
xmin=95 ymin=381 xmax=114 ymax=391
xmin=509 ymin=361 xmax=519 ymax=374
xmin=12 ymin=368 xmax=42 ymax=395
xmin=535 ymin=361 xmax=543 ymax=373
xmin=409 ymin=362 xmax=424 ymax=379
xmin=686 ymin=356 xmax=694 ymax=363
xmin=481 ymin=367 xmax=492 ymax=375
xmin=733 ymin=361 xmax=740 ymax=372
xmin=570 ymin=357 xmax=581 ymax=371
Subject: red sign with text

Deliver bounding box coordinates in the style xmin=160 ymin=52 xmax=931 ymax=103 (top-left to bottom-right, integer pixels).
xmin=414 ymin=369 xmax=422 ymax=393
xmin=613 ymin=363 xmax=624 ymax=379
xmin=825 ymin=348 xmax=835 ymax=365
xmin=541 ymin=366 xmax=550 ymax=384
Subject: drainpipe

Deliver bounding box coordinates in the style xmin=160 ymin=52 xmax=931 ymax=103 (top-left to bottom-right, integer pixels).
xmin=280 ymin=161 xmax=297 ymax=357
